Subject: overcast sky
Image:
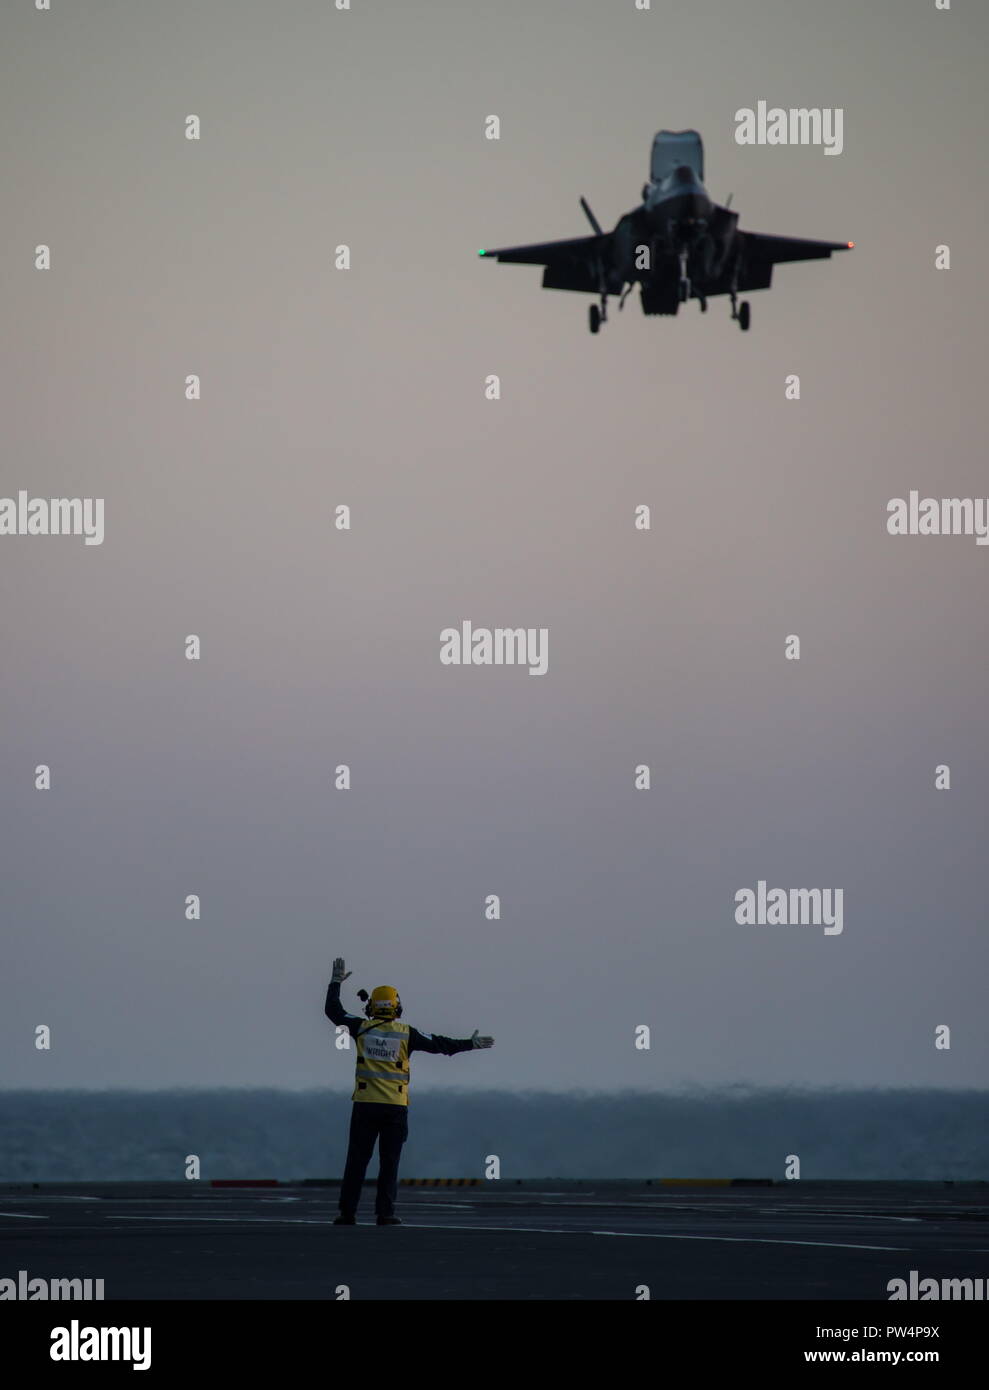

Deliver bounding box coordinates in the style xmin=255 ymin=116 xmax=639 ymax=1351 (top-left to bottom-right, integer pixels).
xmin=2 ymin=0 xmax=987 ymax=1092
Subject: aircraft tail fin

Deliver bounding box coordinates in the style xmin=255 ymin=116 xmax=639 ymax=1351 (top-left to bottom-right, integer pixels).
xmin=650 ymin=130 xmax=704 ymax=184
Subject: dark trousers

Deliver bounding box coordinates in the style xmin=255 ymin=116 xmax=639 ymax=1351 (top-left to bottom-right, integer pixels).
xmin=339 ymin=1102 xmax=409 ymax=1218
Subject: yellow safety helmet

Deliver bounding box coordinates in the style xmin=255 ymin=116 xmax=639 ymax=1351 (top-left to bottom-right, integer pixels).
xmin=368 ymin=985 xmax=401 ymax=1019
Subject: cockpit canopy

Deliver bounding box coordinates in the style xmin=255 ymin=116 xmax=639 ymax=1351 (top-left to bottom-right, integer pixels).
xmin=650 ymin=129 xmax=704 ymax=185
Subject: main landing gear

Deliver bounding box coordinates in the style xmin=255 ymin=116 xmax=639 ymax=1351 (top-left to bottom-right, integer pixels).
xmin=729 ymin=286 xmax=751 ymax=331
xmin=589 ymin=287 xmax=611 ymax=334
xmin=590 ymin=282 xmax=633 ymax=333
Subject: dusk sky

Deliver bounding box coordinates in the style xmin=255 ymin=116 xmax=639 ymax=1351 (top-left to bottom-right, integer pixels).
xmin=2 ymin=0 xmax=986 ymax=1092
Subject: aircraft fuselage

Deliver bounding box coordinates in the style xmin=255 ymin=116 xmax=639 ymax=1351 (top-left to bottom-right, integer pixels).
xmin=643 ymin=164 xmax=714 ymax=236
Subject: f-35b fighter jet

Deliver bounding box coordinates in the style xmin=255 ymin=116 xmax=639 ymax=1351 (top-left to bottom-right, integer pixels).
xmin=479 ymin=130 xmax=852 ymax=333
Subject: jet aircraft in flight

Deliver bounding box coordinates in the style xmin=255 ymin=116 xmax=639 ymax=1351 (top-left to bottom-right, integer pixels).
xmin=480 ymin=130 xmax=852 ymax=333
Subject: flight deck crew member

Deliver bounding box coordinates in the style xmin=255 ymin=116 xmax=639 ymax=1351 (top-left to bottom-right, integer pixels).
xmin=325 ymin=957 xmax=494 ymax=1225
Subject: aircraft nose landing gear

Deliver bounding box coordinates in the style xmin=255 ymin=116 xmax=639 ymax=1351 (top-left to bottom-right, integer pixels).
xmin=677 ymin=248 xmax=691 ymax=304
xmin=588 ymin=294 xmax=608 ymax=335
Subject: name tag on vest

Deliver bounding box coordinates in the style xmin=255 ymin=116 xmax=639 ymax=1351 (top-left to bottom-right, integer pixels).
xmin=364 ymin=1034 xmax=401 ymax=1063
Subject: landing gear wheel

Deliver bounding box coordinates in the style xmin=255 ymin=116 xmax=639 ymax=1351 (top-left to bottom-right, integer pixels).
xmin=699 ymin=297 xmax=708 ymax=313
xmin=678 ymin=276 xmax=691 ymax=303
xmin=738 ymin=301 xmax=750 ymax=332
xmin=589 ymin=303 xmax=601 ymax=335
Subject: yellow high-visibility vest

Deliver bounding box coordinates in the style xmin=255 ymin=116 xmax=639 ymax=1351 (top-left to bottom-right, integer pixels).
xmin=353 ymin=1019 xmax=411 ymax=1106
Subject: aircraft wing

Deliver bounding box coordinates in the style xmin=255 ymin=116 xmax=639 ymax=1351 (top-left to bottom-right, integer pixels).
xmin=703 ymin=230 xmax=853 ymax=296
xmin=740 ymin=231 xmax=853 ymax=264
xmin=480 ymin=233 xmax=612 ymax=294
xmin=481 ymin=233 xmax=609 ymax=265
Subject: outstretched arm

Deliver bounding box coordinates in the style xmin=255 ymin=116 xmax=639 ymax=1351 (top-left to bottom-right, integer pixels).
xmin=324 ymin=957 xmax=362 ymax=1035
xmin=409 ymin=1027 xmax=494 ymax=1056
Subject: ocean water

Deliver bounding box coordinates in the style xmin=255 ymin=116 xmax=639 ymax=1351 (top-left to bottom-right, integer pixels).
xmin=0 ymin=1088 xmax=986 ymax=1182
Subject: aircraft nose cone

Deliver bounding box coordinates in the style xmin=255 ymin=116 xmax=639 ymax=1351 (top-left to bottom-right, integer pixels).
xmin=668 ymin=166 xmax=711 ymax=217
